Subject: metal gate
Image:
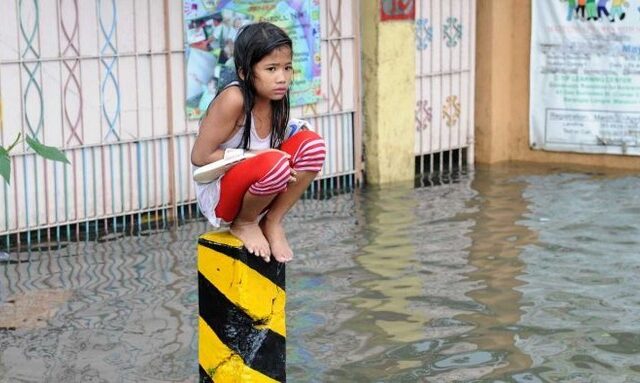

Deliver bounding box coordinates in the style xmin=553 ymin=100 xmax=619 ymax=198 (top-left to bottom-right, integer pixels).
xmin=415 ymin=0 xmax=475 ymax=174
xmin=0 ymin=0 xmax=361 ymax=246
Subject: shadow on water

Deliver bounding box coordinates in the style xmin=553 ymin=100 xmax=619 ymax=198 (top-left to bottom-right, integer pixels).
xmin=2 ymin=164 xmax=640 ymax=382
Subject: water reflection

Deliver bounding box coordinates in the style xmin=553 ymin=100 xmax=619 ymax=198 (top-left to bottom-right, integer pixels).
xmin=287 ymin=177 xmax=489 ymax=382
xmin=287 ymin=166 xmax=640 ymax=382
xmin=514 ymin=171 xmax=640 ymax=382
xmin=2 ymin=165 xmax=640 ymax=382
xmin=456 ymin=167 xmax=535 ymax=379
xmin=0 ymin=226 xmax=205 ymax=382
xmin=339 ymin=183 xmax=430 ymax=381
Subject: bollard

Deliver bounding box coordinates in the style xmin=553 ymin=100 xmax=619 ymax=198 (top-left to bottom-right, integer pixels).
xmin=198 ymin=231 xmax=286 ymax=383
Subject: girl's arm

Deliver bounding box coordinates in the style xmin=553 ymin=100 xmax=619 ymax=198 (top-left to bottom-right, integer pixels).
xmin=191 ymin=86 xmax=244 ymax=166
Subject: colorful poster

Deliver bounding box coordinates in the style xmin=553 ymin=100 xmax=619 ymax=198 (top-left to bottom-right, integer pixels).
xmin=530 ymin=1 xmax=640 ymax=155
xmin=183 ymin=0 xmax=321 ymax=119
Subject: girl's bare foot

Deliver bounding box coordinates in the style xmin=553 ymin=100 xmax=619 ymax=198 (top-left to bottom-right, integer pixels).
xmin=230 ymin=220 xmax=271 ymax=262
xmin=260 ymin=217 xmax=293 ymax=263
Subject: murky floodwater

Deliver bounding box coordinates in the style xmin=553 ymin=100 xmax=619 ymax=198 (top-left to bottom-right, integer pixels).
xmin=1 ymin=164 xmax=640 ymax=382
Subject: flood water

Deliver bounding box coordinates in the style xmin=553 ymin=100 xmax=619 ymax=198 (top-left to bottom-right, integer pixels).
xmin=1 ymin=164 xmax=640 ymax=382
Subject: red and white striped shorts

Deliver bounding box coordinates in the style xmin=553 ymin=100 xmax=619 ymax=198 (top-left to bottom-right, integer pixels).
xmin=215 ymin=130 xmax=326 ymax=222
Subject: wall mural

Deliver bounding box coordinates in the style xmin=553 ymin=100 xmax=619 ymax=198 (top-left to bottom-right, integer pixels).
xmin=183 ymin=0 xmax=321 ymax=120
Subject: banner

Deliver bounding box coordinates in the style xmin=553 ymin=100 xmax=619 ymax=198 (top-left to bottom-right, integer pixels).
xmin=183 ymin=0 xmax=321 ymax=119
xmin=530 ymin=1 xmax=640 ymax=155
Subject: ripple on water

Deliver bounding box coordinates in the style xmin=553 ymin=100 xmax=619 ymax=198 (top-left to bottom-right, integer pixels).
xmin=3 ymin=168 xmax=640 ymax=382
xmin=515 ymin=172 xmax=640 ymax=382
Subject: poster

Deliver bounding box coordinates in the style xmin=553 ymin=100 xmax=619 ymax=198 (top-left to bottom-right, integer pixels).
xmin=530 ymin=0 xmax=640 ymax=155
xmin=183 ymin=0 xmax=321 ymax=119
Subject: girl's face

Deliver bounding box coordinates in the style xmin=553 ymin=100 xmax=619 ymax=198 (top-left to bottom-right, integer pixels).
xmin=251 ymin=46 xmax=293 ymax=101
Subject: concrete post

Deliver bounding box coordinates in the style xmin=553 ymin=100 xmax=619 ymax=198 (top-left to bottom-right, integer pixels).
xmin=360 ymin=1 xmax=416 ymax=184
xmin=198 ymin=231 xmax=286 ymax=383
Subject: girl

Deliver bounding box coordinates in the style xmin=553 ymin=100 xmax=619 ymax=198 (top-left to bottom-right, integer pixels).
xmin=191 ymin=22 xmax=326 ymax=263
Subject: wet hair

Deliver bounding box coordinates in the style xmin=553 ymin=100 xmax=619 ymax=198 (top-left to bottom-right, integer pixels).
xmin=233 ymin=22 xmax=292 ymax=149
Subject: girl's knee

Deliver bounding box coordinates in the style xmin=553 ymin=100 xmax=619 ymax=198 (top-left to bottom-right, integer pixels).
xmin=255 ymin=151 xmax=289 ymax=167
xmin=299 ymin=130 xmax=322 ymax=141
xmin=292 ymin=136 xmax=326 ymax=173
xmin=281 ymin=130 xmax=322 ymax=152
xmin=248 ymin=152 xmax=291 ymax=196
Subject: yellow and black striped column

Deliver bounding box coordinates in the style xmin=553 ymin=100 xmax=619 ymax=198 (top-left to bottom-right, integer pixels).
xmin=198 ymin=231 xmax=286 ymax=383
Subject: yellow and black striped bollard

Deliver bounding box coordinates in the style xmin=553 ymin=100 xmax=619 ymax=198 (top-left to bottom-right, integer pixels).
xmin=198 ymin=231 xmax=286 ymax=383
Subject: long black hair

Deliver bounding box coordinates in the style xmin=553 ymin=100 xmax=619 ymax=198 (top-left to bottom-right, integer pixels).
xmin=233 ymin=22 xmax=292 ymax=149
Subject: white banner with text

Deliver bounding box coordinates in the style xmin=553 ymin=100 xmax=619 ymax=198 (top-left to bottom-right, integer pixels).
xmin=530 ymin=0 xmax=640 ymax=155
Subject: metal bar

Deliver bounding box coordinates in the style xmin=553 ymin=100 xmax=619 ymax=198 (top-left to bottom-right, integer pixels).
xmin=458 ymin=0 xmax=464 ymax=169
xmin=163 ymin=0 xmax=177 ymax=226
xmin=448 ymin=0 xmax=453 ymax=173
xmin=322 ymin=35 xmax=355 ymax=42
xmin=0 ymin=108 xmax=357 ymax=151
xmin=55 ymin=0 xmax=65 ymax=241
xmin=36 ymin=0 xmax=47 ymax=241
xmin=0 ymin=36 xmax=356 ymax=65
xmin=93 ymin=148 xmax=99 ymax=238
xmin=351 ymin=0 xmax=363 ymax=184
xmin=136 ymin=141 xmax=143 ymax=233
xmin=0 ymin=50 xmax=187 ymax=65
xmin=180 ymin=4 xmax=196 ymax=219
xmin=429 ymin=0 xmax=435 ymax=173
xmin=342 ymin=113 xmax=348 ymax=177
xmin=128 ymin=141 xmax=134 ymax=232
xmin=15 ymin=0 xmax=26 ymax=244
xmin=147 ymin=0 xmax=156 ymax=220
xmin=296 ymin=109 xmax=357 ymax=120
xmin=119 ymin=144 xmax=125 ymax=222
xmin=177 ymin=136 xmax=185 ymax=222
xmin=417 ymin=0 xmax=424 ymax=173
xmin=160 ymin=139 xmax=167 ymax=225
xmin=329 ymin=113 xmax=335 ymax=177
xmin=468 ymin=0 xmax=476 ymax=167
xmin=416 ymin=0 xmax=420 ymax=172
xmin=94 ymin=0 xmax=103 ymax=241
xmin=145 ymin=140 xmax=151 ymax=220
xmin=131 ymin=0 xmax=141 ymax=231
xmin=177 ymin=137 xmax=193 ymax=221
xmin=0 ymin=18 xmax=7 ymax=235
xmin=81 ymin=148 xmax=88 ymax=240
xmin=439 ymin=0 xmax=444 ymax=173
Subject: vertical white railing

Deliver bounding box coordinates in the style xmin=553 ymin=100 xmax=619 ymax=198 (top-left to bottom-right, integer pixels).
xmin=415 ymin=0 xmax=475 ymax=174
xmin=0 ymin=0 xmax=361 ymax=242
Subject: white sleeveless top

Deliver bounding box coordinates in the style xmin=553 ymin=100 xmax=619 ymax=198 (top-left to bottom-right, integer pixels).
xmin=194 ymin=113 xmax=272 ymax=227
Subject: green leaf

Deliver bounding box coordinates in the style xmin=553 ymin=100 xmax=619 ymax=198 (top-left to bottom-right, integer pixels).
xmin=25 ymin=135 xmax=70 ymax=164
xmin=7 ymin=133 xmax=21 ymax=152
xmin=0 ymin=146 xmax=10 ymax=185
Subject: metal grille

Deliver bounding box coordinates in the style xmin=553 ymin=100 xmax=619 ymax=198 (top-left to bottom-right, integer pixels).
xmin=0 ymin=0 xmax=362 ymax=246
xmin=415 ymin=0 xmax=475 ymax=174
